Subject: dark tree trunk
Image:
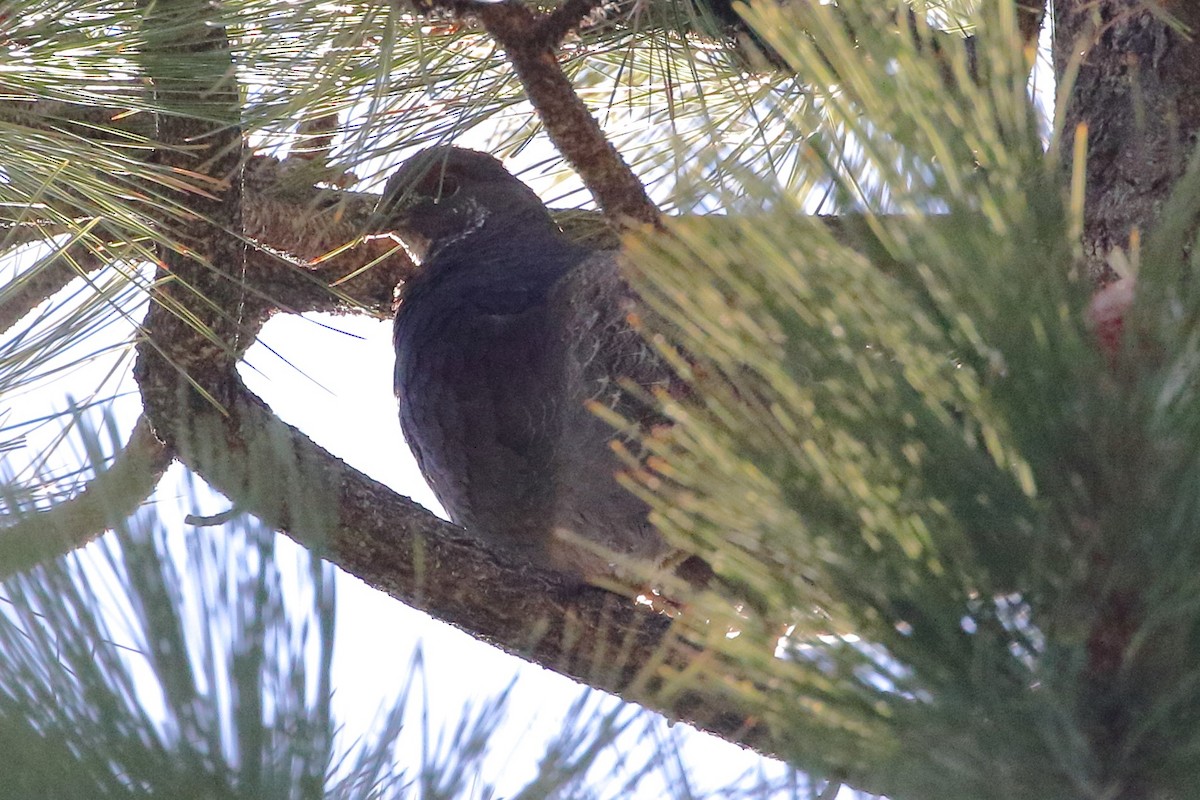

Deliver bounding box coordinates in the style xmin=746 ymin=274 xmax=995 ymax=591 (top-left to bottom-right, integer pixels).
xmin=1053 ymin=4 xmax=1200 ymax=798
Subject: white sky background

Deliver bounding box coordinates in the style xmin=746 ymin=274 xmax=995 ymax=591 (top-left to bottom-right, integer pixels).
xmin=0 ymin=14 xmax=1057 ymax=798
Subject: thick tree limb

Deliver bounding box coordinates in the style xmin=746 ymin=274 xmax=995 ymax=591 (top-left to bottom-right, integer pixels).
xmin=0 ymin=417 xmax=173 ymax=578
xmin=0 ymin=243 xmax=105 ymax=336
xmin=135 ymin=346 xmax=891 ymax=793
xmin=0 ymin=171 xmax=413 ymax=329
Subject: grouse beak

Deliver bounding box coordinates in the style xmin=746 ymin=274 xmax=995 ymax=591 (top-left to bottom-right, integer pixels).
xmin=365 ymin=204 xmax=432 ymax=264
xmin=367 ymin=195 xmax=408 ymax=235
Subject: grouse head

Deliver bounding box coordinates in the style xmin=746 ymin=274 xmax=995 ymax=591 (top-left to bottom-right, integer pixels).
xmin=371 ymin=146 xmax=558 ymax=263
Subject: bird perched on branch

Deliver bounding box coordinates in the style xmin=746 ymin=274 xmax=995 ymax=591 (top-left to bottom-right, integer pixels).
xmin=372 ymin=146 xmax=683 ymax=585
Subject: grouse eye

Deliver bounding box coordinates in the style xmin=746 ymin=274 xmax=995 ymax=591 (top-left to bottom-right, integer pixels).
xmin=417 ymin=166 xmax=460 ymax=204
xmin=432 ymin=173 xmax=460 ymax=203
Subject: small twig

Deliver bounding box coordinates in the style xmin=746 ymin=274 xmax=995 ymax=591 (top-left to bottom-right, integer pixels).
xmin=184 ymin=507 xmax=243 ymax=527
xmin=816 ymin=781 xmax=844 ymax=800
xmin=931 ymin=1 xmax=1046 ymax=78
xmin=904 ymin=1 xmax=1047 ymax=79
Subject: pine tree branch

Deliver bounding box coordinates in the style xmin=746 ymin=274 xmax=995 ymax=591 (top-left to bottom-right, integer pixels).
xmin=0 ymin=92 xmax=155 ymax=141
xmin=0 ymin=172 xmax=414 ymax=327
xmin=0 ymin=185 xmax=899 ymax=335
xmin=136 ymin=348 xmax=888 ymax=795
xmin=0 ymin=416 xmax=174 ymax=578
xmin=474 ymin=3 xmax=661 ymax=228
xmin=0 ymin=241 xmax=104 ymax=336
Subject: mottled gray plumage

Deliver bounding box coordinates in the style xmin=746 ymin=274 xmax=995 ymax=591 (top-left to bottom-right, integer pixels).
xmin=374 ymin=147 xmax=674 ymax=582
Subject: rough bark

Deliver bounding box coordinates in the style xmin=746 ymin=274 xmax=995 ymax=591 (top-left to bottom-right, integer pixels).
xmin=1054 ymin=0 xmax=1200 ymax=280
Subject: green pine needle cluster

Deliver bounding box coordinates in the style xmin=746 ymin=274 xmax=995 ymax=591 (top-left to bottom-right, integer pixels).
xmin=624 ymin=3 xmax=1200 ymax=797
